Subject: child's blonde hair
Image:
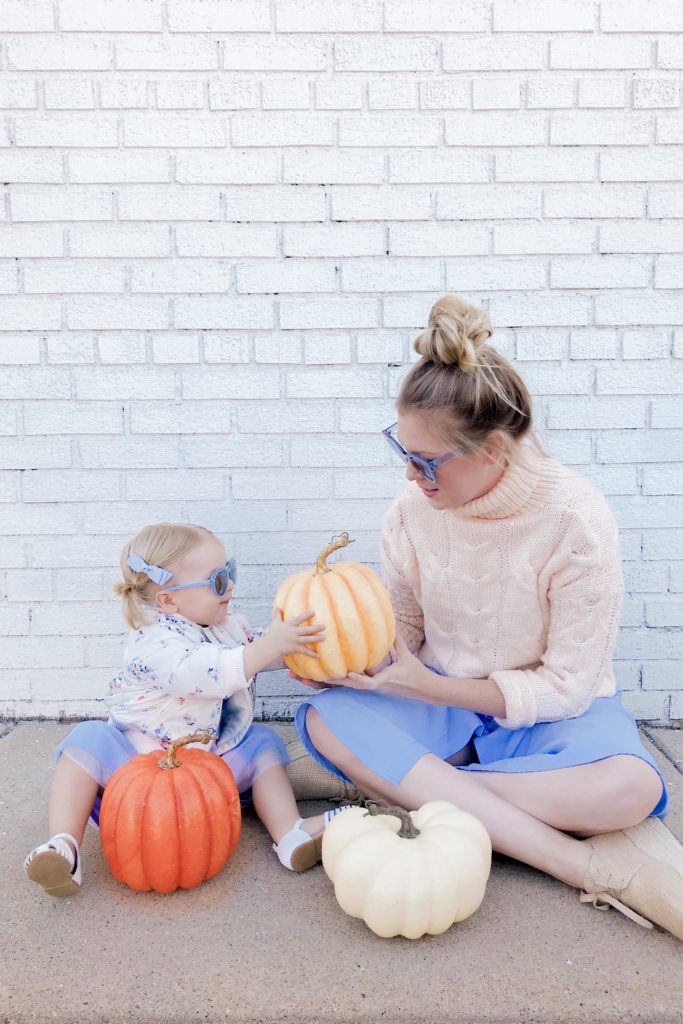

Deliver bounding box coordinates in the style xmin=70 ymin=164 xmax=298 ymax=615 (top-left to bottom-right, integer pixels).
xmin=114 ymin=522 xmax=215 ymax=629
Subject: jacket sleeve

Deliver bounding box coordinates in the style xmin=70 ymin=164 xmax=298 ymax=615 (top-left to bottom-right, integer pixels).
xmin=127 ymin=631 xmax=249 ymax=699
xmin=490 ymin=501 xmax=624 ymax=729
xmin=379 ymin=499 xmax=425 ymax=654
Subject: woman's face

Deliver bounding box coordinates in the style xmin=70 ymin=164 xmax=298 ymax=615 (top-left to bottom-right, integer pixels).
xmin=396 ymin=410 xmax=506 ymax=511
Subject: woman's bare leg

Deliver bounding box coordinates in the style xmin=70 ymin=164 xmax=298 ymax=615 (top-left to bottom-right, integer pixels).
xmin=468 ymin=755 xmax=663 ymax=836
xmin=306 ymin=709 xmax=604 ymax=889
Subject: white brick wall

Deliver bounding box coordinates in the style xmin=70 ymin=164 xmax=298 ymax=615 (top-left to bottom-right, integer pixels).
xmin=1 ymin=2 xmax=682 ymax=722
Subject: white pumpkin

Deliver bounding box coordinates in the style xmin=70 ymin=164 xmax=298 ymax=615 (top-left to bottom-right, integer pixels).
xmin=322 ymin=801 xmax=492 ymax=939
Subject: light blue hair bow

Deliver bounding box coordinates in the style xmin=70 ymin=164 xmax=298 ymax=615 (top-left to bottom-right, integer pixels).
xmin=126 ymin=551 xmax=173 ymax=586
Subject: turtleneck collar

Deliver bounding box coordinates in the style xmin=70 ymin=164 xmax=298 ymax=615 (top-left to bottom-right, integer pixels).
xmin=449 ymin=442 xmax=568 ymax=520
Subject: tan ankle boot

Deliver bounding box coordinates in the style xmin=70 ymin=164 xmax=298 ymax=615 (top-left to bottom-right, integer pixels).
xmin=621 ymin=818 xmax=683 ymax=879
xmin=284 ymin=736 xmax=361 ymax=802
xmin=582 ymin=830 xmax=683 ymax=940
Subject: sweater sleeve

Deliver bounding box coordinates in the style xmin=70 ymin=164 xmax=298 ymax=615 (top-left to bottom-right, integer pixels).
xmin=128 ymin=632 xmax=249 ymax=699
xmin=379 ymin=498 xmax=425 ymax=653
xmin=490 ymin=499 xmax=624 ymax=729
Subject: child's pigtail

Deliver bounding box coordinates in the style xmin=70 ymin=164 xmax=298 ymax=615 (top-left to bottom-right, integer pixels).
xmin=113 ymin=578 xmax=155 ymax=630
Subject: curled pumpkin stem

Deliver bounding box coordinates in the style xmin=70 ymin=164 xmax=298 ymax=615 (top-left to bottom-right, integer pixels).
xmin=363 ymin=799 xmax=421 ymax=839
xmin=158 ymin=730 xmax=214 ymax=770
xmin=315 ymin=532 xmax=355 ymax=575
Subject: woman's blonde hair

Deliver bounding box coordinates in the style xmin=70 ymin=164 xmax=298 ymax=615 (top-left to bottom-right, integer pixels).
xmin=113 ymin=522 xmax=215 ymax=629
xmin=399 ymin=294 xmax=538 ymax=461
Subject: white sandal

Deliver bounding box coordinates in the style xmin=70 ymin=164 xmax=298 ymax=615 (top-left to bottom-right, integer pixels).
xmin=24 ymin=833 xmax=82 ymax=897
xmin=273 ymin=806 xmax=353 ymax=873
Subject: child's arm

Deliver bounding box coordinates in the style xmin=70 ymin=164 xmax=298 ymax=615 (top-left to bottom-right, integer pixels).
xmin=129 ymin=612 xmax=325 ymax=699
xmin=128 ymin=632 xmax=251 ymax=699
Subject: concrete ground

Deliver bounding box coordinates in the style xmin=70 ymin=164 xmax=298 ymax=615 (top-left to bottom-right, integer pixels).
xmin=1 ymin=721 xmax=682 ymax=1024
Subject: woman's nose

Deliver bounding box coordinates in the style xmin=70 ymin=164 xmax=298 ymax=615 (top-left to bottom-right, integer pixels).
xmin=405 ymin=461 xmax=422 ymax=482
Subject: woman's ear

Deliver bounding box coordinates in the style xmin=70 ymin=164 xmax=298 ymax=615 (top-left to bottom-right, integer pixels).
xmin=483 ymin=430 xmax=508 ymax=466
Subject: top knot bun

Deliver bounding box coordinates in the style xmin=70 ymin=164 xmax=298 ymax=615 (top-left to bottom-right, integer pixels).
xmin=414 ymin=294 xmax=493 ymax=371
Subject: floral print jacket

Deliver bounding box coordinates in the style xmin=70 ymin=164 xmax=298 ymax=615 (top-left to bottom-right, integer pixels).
xmin=106 ymin=610 xmax=256 ymax=755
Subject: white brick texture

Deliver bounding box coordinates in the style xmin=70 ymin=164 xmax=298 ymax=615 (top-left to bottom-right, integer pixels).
xmin=1 ymin=5 xmax=682 ymax=721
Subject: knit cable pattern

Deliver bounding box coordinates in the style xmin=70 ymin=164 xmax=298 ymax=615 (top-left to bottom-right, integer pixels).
xmin=379 ymin=445 xmax=624 ymax=729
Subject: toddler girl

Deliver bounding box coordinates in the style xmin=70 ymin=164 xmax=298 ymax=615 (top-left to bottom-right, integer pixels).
xmin=25 ymin=522 xmax=345 ymax=896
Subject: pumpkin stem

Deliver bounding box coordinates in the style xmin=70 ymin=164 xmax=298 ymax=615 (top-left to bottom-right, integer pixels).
xmin=158 ymin=730 xmax=214 ymax=770
xmin=315 ymin=532 xmax=355 ymax=575
xmin=362 ymin=800 xmax=421 ymax=839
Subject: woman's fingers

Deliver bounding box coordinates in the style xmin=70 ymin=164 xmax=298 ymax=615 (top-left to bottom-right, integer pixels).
xmin=393 ymin=633 xmax=410 ymax=656
xmin=347 ymin=671 xmax=375 ymax=689
xmin=287 ymin=671 xmax=326 ymax=690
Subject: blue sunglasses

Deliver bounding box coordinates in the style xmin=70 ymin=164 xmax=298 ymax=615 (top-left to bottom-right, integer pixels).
xmin=164 ymin=559 xmax=237 ymax=598
xmin=382 ymin=422 xmax=464 ymax=484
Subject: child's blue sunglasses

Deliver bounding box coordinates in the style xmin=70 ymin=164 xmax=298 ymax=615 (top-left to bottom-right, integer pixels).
xmin=163 ymin=558 xmax=237 ymax=598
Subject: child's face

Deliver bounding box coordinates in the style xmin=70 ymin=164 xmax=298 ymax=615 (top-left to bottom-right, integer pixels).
xmin=155 ymin=536 xmax=234 ymax=628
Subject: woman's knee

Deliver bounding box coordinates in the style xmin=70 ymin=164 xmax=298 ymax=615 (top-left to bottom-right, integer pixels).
xmin=592 ymin=756 xmax=663 ymax=827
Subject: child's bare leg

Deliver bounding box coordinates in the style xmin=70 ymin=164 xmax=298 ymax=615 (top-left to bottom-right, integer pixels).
xmin=251 ymin=764 xmax=323 ymax=844
xmin=26 ymin=753 xmax=98 ymax=896
xmin=47 ymin=753 xmax=99 ymax=850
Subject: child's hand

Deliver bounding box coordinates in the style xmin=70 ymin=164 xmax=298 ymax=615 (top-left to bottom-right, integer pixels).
xmin=242 ymin=609 xmax=326 ymax=679
xmin=266 ymin=608 xmax=326 ymax=659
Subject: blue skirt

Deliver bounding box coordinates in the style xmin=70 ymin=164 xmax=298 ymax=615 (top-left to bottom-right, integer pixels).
xmin=295 ymin=688 xmax=668 ymax=820
xmin=56 ymin=719 xmax=289 ymax=826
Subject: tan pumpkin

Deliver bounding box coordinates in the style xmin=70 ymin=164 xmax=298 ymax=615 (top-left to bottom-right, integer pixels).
xmin=273 ymin=533 xmax=396 ymax=682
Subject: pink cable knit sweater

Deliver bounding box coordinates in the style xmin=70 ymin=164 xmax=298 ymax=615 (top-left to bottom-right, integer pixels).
xmin=379 ymin=442 xmax=624 ymax=729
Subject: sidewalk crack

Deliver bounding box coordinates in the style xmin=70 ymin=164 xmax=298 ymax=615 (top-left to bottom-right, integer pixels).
xmin=642 ymin=726 xmax=683 ymax=776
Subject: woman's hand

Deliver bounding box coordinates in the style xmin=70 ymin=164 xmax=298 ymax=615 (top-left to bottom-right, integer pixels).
xmin=289 ymin=637 xmax=428 ymax=697
xmin=289 ymin=672 xmax=328 ymax=691
xmin=345 ymin=634 xmax=430 ymax=698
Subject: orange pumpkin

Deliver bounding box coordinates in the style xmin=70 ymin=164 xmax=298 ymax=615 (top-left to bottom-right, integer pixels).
xmin=100 ymin=732 xmax=241 ymax=893
xmin=274 ymin=533 xmax=396 ymax=682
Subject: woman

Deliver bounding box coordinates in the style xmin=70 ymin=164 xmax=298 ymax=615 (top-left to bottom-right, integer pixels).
xmin=295 ymin=294 xmax=683 ymax=940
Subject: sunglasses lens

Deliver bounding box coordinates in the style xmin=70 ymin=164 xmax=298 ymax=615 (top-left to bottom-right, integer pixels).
xmin=386 ymin=435 xmax=407 ymax=463
xmin=213 ymin=570 xmax=228 ymax=597
xmin=408 ymin=456 xmax=433 ymax=482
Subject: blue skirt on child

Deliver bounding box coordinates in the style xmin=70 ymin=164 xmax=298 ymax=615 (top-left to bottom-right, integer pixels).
xmin=295 ymin=686 xmax=668 ymax=820
xmin=55 ymin=716 xmax=289 ymax=826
